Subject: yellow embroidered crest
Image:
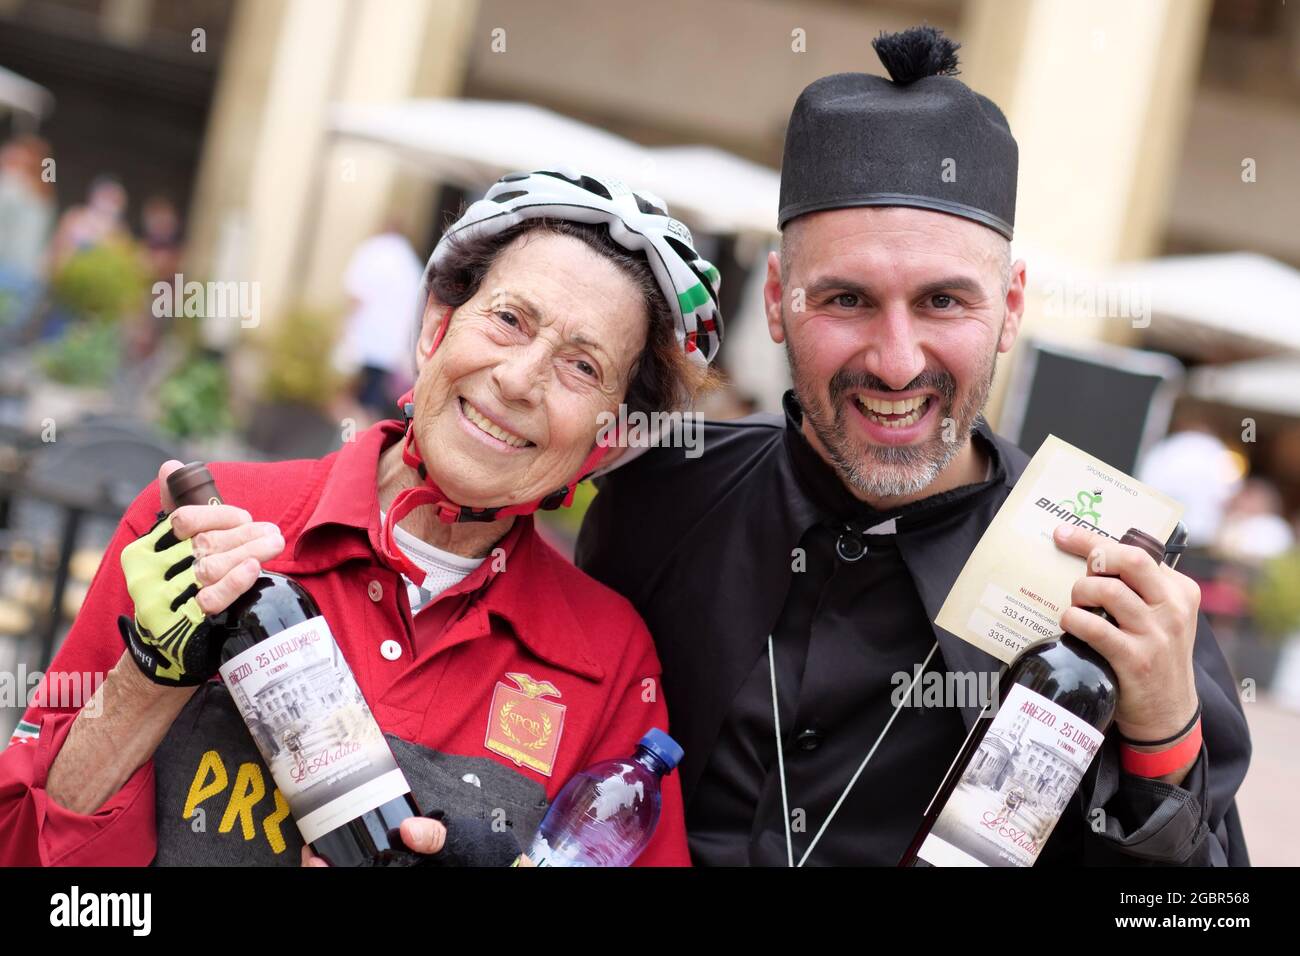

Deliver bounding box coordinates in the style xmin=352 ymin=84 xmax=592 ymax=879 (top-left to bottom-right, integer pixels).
xmin=484 ymin=672 xmax=567 ymax=777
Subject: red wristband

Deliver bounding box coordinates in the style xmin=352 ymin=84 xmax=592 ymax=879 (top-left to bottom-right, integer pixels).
xmin=1119 ymin=718 xmax=1202 ymax=778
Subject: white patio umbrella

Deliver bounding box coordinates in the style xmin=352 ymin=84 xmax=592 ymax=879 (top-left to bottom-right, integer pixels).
xmin=0 ymin=65 xmax=54 ymax=126
xmin=638 ymin=145 xmax=779 ymax=236
xmin=1187 ymin=357 xmax=1300 ymax=419
xmin=328 ymin=99 xmax=780 ymax=236
xmin=1106 ymin=253 xmax=1300 ymax=359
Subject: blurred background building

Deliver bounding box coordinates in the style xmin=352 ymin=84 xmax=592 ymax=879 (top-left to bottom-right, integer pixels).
xmin=1 ymin=0 xmax=1298 ymax=862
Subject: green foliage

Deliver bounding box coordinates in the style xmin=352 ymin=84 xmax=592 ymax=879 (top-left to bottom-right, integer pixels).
xmin=157 ymin=354 xmax=233 ymax=440
xmin=258 ymin=307 xmax=341 ymax=409
xmin=49 ymin=240 xmax=149 ymax=325
xmin=34 ymin=321 xmax=119 ymax=387
xmin=1251 ymin=550 xmax=1300 ymax=639
xmin=0 ymin=288 xmax=18 ymax=326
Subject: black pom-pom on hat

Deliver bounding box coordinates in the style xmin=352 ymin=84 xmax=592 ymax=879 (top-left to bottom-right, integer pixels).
xmin=872 ymin=25 xmax=961 ymax=85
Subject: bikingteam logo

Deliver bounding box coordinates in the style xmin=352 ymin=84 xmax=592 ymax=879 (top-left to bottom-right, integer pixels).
xmin=1035 ymin=488 xmax=1115 ymax=539
xmin=1060 ymin=488 xmax=1103 ymax=521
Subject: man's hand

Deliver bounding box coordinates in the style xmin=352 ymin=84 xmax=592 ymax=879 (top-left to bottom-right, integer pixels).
xmin=300 ymin=816 xmax=530 ymax=867
xmin=1052 ymin=524 xmax=1202 ymax=784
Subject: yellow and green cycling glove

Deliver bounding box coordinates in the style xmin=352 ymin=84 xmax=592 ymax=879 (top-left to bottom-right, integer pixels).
xmin=118 ymin=511 xmax=223 ymax=686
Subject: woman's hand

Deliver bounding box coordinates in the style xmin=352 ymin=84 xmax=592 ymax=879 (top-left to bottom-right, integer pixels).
xmin=119 ymin=460 xmax=284 ymax=686
xmin=300 ymin=816 xmax=532 ymax=866
xmin=163 ymin=458 xmax=285 ymax=617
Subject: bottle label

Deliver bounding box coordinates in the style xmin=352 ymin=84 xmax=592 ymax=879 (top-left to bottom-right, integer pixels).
xmin=527 ymin=836 xmax=587 ymax=867
xmin=218 ymin=616 xmax=411 ymax=843
xmin=918 ymin=683 xmax=1104 ymax=867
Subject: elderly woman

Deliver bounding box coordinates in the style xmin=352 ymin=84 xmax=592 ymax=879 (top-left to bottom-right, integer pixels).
xmin=0 ymin=170 xmax=722 ymax=866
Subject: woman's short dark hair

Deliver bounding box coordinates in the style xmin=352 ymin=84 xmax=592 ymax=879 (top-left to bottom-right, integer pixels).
xmin=423 ymin=217 xmax=714 ymax=416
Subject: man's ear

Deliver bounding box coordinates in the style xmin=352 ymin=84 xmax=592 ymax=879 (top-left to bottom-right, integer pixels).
xmin=998 ymin=258 xmax=1028 ymax=354
xmin=764 ymin=250 xmax=785 ymax=345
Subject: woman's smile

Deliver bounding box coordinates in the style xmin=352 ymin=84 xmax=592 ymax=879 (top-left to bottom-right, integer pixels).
xmin=456 ymin=396 xmax=536 ymax=452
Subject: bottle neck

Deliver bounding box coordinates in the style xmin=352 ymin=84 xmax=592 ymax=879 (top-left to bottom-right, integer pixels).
xmin=635 ymin=746 xmax=672 ymax=777
xmin=1058 ymin=526 xmax=1176 ymax=643
xmin=1056 ymin=606 xmax=1115 ymax=649
xmin=1081 ymin=606 xmax=1114 ymax=626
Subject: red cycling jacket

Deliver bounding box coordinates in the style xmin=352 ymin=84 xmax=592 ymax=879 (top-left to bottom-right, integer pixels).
xmin=0 ymin=419 xmax=690 ymax=866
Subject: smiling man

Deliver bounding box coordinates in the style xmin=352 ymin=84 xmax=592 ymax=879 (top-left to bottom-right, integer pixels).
xmin=778 ymin=206 xmax=1015 ymax=507
xmin=576 ymin=26 xmax=1250 ymax=866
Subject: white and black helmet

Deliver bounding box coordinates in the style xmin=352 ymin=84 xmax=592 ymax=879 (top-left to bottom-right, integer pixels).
xmin=424 ymin=167 xmax=723 ymax=367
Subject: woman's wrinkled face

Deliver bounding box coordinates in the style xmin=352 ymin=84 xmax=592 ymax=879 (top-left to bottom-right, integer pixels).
xmin=412 ymin=231 xmax=648 ymax=508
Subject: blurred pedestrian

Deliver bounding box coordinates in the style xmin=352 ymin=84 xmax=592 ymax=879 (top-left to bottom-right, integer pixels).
xmin=48 ymin=174 xmax=129 ymax=272
xmin=128 ymin=195 xmax=185 ymax=360
xmin=140 ymin=195 xmax=183 ymax=279
xmin=1138 ymin=417 xmax=1242 ymax=548
xmin=0 ymin=135 xmax=56 ymax=335
xmin=1217 ymin=478 xmax=1295 ymax=565
xmin=331 ymin=221 xmax=423 ymax=423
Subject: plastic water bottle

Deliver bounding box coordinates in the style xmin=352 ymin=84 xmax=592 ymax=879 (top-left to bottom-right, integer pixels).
xmin=527 ymin=729 xmax=683 ymax=866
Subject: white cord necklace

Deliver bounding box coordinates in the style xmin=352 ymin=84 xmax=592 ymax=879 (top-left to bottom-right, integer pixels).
xmin=767 ymin=457 xmax=997 ymax=864
xmin=769 ymin=634 xmax=940 ymax=866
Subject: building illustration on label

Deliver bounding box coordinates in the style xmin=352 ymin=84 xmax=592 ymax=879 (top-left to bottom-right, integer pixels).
xmin=219 ymin=617 xmax=407 ymax=840
xmin=923 ymin=684 xmax=1103 ymax=866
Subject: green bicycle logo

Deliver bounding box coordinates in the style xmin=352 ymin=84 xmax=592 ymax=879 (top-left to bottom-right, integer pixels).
xmin=1059 ymin=489 xmax=1103 ymax=522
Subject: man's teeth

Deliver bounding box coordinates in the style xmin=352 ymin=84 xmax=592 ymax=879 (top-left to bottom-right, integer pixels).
xmin=462 ymin=399 xmax=530 ymax=447
xmin=854 ymin=395 xmax=931 ymax=428
xmin=859 ymin=395 xmax=928 ymax=414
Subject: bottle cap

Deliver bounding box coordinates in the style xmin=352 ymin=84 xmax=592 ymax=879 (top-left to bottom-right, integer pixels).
xmin=1119 ymin=528 xmax=1164 ymax=564
xmin=167 ymin=462 xmax=223 ymax=509
xmin=638 ymin=728 xmax=684 ymax=771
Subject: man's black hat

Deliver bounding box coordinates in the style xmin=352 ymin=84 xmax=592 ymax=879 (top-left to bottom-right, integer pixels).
xmin=777 ymin=26 xmax=1018 ymax=239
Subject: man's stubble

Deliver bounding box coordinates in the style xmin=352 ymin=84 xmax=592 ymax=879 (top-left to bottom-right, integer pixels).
xmin=783 ymin=311 xmax=1000 ymax=501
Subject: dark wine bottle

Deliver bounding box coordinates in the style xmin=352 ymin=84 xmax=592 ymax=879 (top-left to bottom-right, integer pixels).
xmin=899 ymin=523 xmax=1188 ymax=867
xmin=167 ymin=462 xmax=420 ymax=866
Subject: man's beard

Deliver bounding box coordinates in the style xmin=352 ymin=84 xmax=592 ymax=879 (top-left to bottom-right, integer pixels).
xmin=785 ymin=329 xmax=997 ymax=501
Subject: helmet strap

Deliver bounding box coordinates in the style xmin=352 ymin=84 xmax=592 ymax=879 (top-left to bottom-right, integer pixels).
xmin=379 ymin=379 xmax=620 ymax=581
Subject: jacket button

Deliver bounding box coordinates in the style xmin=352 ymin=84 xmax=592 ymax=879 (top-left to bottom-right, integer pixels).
xmin=794 ymin=729 xmax=823 ymax=752
xmin=367 ymin=580 xmax=384 ymax=602
xmin=836 ymin=530 xmax=866 ymax=562
xmin=380 ymin=639 xmax=402 ymax=661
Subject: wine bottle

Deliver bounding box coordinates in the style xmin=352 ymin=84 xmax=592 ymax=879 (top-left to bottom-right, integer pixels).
xmin=167 ymin=462 xmax=420 ymax=866
xmin=899 ymin=523 xmax=1188 ymax=867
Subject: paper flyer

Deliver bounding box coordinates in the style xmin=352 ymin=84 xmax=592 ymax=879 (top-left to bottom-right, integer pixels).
xmin=935 ymin=435 xmax=1185 ymax=664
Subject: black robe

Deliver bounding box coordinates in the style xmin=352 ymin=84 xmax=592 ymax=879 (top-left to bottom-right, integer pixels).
xmin=576 ymin=392 xmax=1251 ymax=866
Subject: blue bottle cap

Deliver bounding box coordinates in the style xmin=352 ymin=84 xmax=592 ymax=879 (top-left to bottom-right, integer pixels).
xmin=638 ymin=728 xmax=684 ymax=771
